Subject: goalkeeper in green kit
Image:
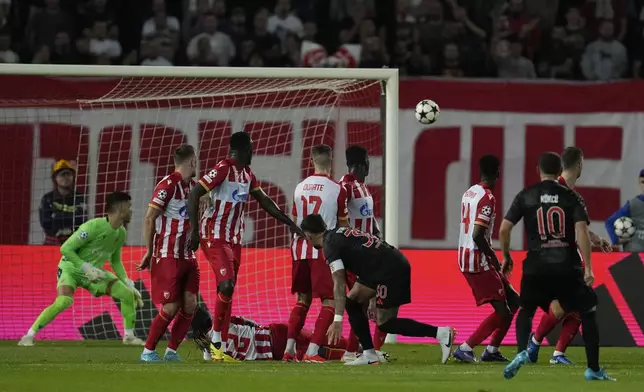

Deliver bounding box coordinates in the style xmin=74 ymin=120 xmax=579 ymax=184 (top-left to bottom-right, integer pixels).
xmin=18 ymin=192 xmax=145 ymax=346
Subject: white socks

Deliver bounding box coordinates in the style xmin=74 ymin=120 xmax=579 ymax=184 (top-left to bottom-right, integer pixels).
xmin=305 ymin=343 xmax=320 ymax=357
xmin=124 ymin=328 xmax=134 ymax=337
xmin=486 ymin=345 xmax=499 ymax=353
xmin=26 ymin=328 xmax=36 ymax=337
xmin=532 ymin=336 xmax=541 ymax=345
xmin=285 ymin=338 xmax=297 ymax=354
xmin=553 ymin=350 xmax=565 ymax=356
xmin=459 ymin=342 xmax=473 ymax=352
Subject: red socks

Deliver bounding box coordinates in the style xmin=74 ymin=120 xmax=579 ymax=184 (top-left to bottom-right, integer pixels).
xmin=145 ymin=310 xmax=173 ymax=351
xmin=346 ymin=330 xmax=360 ymax=352
xmin=466 ymin=312 xmax=502 ymax=348
xmin=310 ymin=305 xmax=335 ymax=347
xmin=287 ymin=303 xmax=310 ymax=340
xmin=556 ymin=312 xmax=581 ymax=352
xmin=213 ymin=293 xmax=232 ymax=340
xmin=489 ymin=312 xmax=514 ymax=347
xmin=167 ymin=310 xmax=194 ymax=351
xmin=535 ymin=309 xmax=559 ymax=343
xmin=374 ymin=326 xmax=387 ymax=350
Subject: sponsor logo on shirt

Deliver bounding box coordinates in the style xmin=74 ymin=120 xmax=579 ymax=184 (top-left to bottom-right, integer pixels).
xmin=360 ymin=203 xmax=372 ymax=216
xmin=179 ymin=205 xmax=187 ymax=218
xmin=232 ymin=189 xmax=248 ymax=202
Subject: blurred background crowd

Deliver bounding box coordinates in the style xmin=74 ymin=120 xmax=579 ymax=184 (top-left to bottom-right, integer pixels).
xmin=1 ymin=0 xmax=644 ymax=80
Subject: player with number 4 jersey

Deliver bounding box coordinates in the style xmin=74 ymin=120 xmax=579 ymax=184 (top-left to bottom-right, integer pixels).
xmin=284 ymin=145 xmax=349 ymax=363
xmin=453 ymin=155 xmax=519 ymax=363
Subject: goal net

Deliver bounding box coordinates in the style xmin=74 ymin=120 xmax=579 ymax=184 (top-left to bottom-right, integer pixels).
xmin=0 ymin=66 xmax=397 ymax=342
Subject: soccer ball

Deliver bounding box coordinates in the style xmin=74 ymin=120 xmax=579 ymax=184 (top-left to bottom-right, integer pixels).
xmin=415 ymin=99 xmax=440 ymax=125
xmin=613 ymin=216 xmax=635 ymax=239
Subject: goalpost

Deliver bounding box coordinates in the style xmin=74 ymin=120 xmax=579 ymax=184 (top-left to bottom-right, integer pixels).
xmin=0 ymin=64 xmax=398 ymax=344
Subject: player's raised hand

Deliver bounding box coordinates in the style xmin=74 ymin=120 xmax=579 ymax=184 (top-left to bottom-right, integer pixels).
xmin=327 ymin=320 xmax=342 ymax=346
xmin=137 ymin=252 xmax=152 ymax=271
xmin=189 ymin=230 xmax=201 ymax=251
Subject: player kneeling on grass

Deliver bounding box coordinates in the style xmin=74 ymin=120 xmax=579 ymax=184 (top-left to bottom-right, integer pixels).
xmin=300 ymin=215 xmax=455 ymax=366
xmin=192 ymin=306 xmax=364 ymax=361
xmin=19 ymin=192 xmax=144 ymax=346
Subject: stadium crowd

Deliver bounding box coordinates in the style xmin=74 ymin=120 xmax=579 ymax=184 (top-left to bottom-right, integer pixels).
xmin=1 ymin=0 xmax=644 ymax=80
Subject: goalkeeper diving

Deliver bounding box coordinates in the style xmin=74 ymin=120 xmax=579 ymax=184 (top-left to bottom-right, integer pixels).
xmin=18 ymin=192 xmax=145 ymax=346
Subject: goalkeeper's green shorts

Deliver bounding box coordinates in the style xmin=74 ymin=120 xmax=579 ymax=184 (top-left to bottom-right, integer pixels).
xmin=56 ymin=267 xmax=119 ymax=297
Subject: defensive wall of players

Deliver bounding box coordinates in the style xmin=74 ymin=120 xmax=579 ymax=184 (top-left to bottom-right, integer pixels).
xmin=1 ymin=79 xmax=643 ymax=249
xmin=1 ymin=246 xmax=642 ymax=346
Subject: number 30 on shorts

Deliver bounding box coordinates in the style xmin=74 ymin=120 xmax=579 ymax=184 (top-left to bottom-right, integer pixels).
xmin=376 ymin=284 xmax=388 ymax=299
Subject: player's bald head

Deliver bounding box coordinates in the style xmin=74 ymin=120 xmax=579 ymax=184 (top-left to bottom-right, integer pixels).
xmin=311 ymin=144 xmax=332 ymax=170
xmin=538 ymin=152 xmax=563 ymax=177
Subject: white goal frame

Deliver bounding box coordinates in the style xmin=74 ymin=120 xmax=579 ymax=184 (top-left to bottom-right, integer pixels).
xmin=0 ymin=63 xmax=400 ymax=342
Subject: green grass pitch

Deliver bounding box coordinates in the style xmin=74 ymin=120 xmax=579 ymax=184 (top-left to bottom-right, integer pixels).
xmin=1 ymin=341 xmax=641 ymax=392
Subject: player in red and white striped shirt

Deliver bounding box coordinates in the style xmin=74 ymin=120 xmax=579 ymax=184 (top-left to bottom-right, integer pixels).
xmin=339 ymin=145 xmax=387 ymax=361
xmin=453 ymin=155 xmax=519 ymax=363
xmin=138 ymin=144 xmax=200 ymax=361
xmin=284 ymin=145 xmax=349 ymax=363
xmin=187 ymin=131 xmax=301 ymax=362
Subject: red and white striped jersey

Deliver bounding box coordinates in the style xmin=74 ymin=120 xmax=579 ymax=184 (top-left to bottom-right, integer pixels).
xmin=291 ymin=174 xmax=348 ymax=260
xmin=199 ymin=158 xmax=259 ymax=245
xmin=225 ymin=316 xmax=273 ymax=360
xmin=458 ymin=183 xmax=496 ymax=273
xmin=340 ymin=173 xmax=380 ymax=235
xmin=148 ymin=171 xmax=195 ymax=260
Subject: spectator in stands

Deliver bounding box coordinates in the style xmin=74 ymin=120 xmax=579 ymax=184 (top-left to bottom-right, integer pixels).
xmin=249 ymin=8 xmax=281 ymax=66
xmin=230 ymin=38 xmax=255 ymax=66
xmin=186 ymin=12 xmax=235 ymax=66
xmin=336 ymin=0 xmax=376 ymax=46
xmin=228 ymin=7 xmax=248 ymax=45
xmin=141 ymin=35 xmax=174 ymax=66
xmin=268 ymin=0 xmax=304 ymax=51
xmin=632 ymin=21 xmax=644 ymax=78
xmin=25 ymin=0 xmax=74 ymax=54
xmin=501 ymin=0 xmax=541 ymax=59
xmin=88 ymin=20 xmax=121 ymax=64
xmin=0 ymin=0 xmax=10 ymax=32
xmin=537 ymin=26 xmax=577 ymax=78
xmin=581 ymin=19 xmax=628 ymax=80
xmin=39 ymin=159 xmax=87 ymax=246
xmin=438 ymin=42 xmax=465 ymax=77
xmin=417 ymin=0 xmax=446 ymax=55
xmin=212 ymin=0 xmax=231 ymax=34
xmin=32 ymin=31 xmax=79 ymax=64
xmin=302 ymin=20 xmax=319 ymax=42
xmin=142 ymin=0 xmax=180 ymax=40
xmin=0 ymin=29 xmax=18 ymax=63
xmin=494 ymin=37 xmax=537 ymax=78
xmin=284 ymin=32 xmax=301 ymax=66
xmin=79 ymin=0 xmax=116 ymax=33
xmin=184 ymin=0 xmax=213 ymax=41
xmin=359 ymin=36 xmax=388 ymax=67
xmin=562 ymin=7 xmax=590 ymax=57
xmin=582 ymin=0 xmax=627 ymax=41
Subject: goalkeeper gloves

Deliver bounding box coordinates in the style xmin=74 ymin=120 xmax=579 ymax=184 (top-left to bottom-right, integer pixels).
xmin=81 ymin=263 xmax=106 ymax=283
xmin=126 ymin=279 xmax=144 ymax=308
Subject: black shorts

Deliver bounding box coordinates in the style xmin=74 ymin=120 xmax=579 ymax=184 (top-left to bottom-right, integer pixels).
xmin=358 ymin=250 xmax=412 ymax=309
xmin=520 ymin=273 xmax=597 ymax=314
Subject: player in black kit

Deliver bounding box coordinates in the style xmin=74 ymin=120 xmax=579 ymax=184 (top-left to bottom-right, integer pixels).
xmin=300 ymin=214 xmax=455 ymax=365
xmin=499 ymin=152 xmax=614 ymax=381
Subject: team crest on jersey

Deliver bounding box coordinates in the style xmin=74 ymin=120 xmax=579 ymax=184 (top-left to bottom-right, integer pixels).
xmin=163 ymin=291 xmax=170 ymax=299
xmin=481 ymin=206 xmax=492 ymax=216
xmin=157 ymin=190 xmax=167 ymax=200
xmin=220 ymin=268 xmax=227 ymax=276
xmin=79 ymin=231 xmax=88 ymax=240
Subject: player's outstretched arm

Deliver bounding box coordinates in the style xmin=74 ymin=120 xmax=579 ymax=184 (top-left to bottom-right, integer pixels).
xmin=187 ymin=183 xmax=208 ymax=250
xmin=139 ymin=206 xmax=162 ymax=270
xmin=251 ymin=188 xmax=303 ymax=235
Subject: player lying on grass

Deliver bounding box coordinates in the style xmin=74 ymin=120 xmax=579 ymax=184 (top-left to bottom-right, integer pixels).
xmin=191 ymin=306 xmax=391 ymax=361
xmin=19 ymin=192 xmax=144 ymax=346
xmin=500 ymin=152 xmax=614 ymax=381
xmin=518 ymin=147 xmax=612 ymax=366
xmin=300 ymin=214 xmax=455 ymax=366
